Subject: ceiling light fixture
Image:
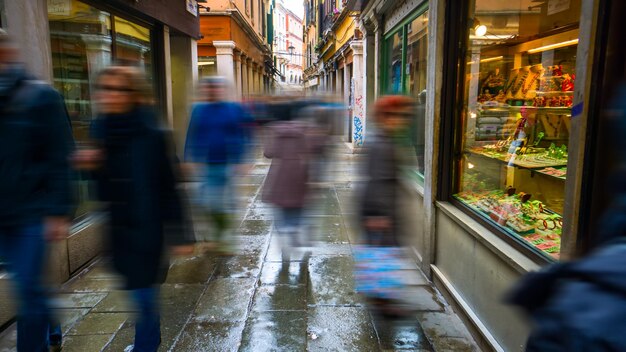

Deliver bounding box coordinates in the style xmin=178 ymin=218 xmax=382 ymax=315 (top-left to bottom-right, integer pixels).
xmin=527 ymin=39 xmax=579 ymax=54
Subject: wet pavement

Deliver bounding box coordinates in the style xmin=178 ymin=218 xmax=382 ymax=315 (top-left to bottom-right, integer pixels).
xmin=0 ymin=145 xmax=479 ymax=352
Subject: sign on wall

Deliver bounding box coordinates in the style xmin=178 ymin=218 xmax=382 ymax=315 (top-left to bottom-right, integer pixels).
xmin=547 ymin=0 xmax=570 ymax=16
xmin=47 ymin=0 xmax=72 ymax=16
xmin=186 ymin=0 xmax=198 ymax=17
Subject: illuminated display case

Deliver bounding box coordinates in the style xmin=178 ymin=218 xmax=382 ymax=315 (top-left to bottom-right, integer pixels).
xmin=453 ymin=0 xmax=582 ymax=260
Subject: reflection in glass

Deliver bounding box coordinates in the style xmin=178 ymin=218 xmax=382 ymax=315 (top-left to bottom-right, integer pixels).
xmin=385 ymin=31 xmax=403 ymax=94
xmin=407 ymin=12 xmax=428 ymax=175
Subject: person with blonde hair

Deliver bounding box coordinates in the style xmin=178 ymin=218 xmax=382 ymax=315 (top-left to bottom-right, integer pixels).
xmin=74 ymin=65 xmax=193 ymax=352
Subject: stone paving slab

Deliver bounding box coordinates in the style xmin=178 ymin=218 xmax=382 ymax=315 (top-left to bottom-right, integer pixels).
xmin=307 ymin=306 xmax=378 ymax=352
xmin=51 ymin=293 xmax=107 ymax=309
xmin=192 ymin=278 xmax=256 ymax=323
xmin=251 ymin=284 xmax=307 ymax=311
xmin=172 ymin=322 xmax=245 ymax=351
xmin=239 ymin=311 xmax=307 ymax=351
xmin=259 ymin=261 xmax=309 ymax=286
xmin=165 ymin=255 xmax=217 ymax=284
xmin=62 ymin=335 xmax=113 ymax=352
xmin=307 ymin=255 xmax=363 ymax=306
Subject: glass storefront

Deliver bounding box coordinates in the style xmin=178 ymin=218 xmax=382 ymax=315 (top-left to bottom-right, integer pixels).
xmin=453 ymin=0 xmax=582 ymax=259
xmin=198 ymin=56 xmax=217 ymax=78
xmin=381 ymin=7 xmax=429 ymax=180
xmin=48 ymin=0 xmax=155 ymax=217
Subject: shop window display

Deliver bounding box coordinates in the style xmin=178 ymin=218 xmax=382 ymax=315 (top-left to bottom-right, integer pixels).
xmin=454 ymin=0 xmax=581 ymax=259
xmin=48 ymin=0 xmax=155 ymax=217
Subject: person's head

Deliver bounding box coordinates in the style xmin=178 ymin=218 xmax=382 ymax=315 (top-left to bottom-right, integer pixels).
xmin=373 ymin=95 xmax=415 ymax=134
xmin=95 ymin=66 xmax=152 ymax=114
xmin=200 ymin=76 xmax=227 ymax=102
xmin=0 ymin=29 xmax=20 ymax=69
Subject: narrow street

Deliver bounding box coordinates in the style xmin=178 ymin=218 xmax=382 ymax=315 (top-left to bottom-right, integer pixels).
xmin=0 ymin=146 xmax=478 ymax=352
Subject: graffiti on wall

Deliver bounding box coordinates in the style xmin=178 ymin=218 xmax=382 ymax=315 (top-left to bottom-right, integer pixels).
xmin=354 ymin=116 xmax=364 ymax=146
xmin=353 ymin=94 xmax=364 ymax=146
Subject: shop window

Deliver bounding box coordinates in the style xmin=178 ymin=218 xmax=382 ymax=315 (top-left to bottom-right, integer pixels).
xmin=381 ymin=6 xmax=429 ymax=182
xmin=48 ymin=0 xmax=155 ymax=218
xmin=198 ymin=56 xmax=217 ymax=78
xmin=113 ymin=17 xmax=152 ymax=79
xmin=453 ymin=0 xmax=582 ymax=260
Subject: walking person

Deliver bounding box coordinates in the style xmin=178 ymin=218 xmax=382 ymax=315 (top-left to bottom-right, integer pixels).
xmin=73 ymin=66 xmax=193 ymax=352
xmin=184 ymin=76 xmax=251 ymax=254
xmin=0 ymin=29 xmax=75 ymax=351
xmin=263 ymin=113 xmax=319 ymax=258
xmin=356 ymin=96 xmax=416 ymax=320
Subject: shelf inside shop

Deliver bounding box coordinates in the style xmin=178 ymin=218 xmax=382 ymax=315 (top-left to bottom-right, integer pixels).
xmin=533 ymin=167 xmax=567 ymax=180
xmin=468 ymin=149 xmax=568 ymax=170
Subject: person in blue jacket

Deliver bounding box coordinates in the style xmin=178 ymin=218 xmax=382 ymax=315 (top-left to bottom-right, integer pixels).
xmin=184 ymin=76 xmax=251 ymax=253
xmin=0 ymin=30 xmax=75 ymax=352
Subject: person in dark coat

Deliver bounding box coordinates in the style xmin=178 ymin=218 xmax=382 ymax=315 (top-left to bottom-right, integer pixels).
xmin=74 ymin=66 xmax=193 ymax=352
xmin=360 ymin=95 xmax=415 ymax=246
xmin=0 ymin=29 xmax=75 ymax=352
xmin=263 ymin=115 xmax=318 ymax=252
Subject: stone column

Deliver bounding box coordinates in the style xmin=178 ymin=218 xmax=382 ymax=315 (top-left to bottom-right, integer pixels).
xmin=234 ymin=51 xmax=243 ymax=100
xmin=350 ymin=40 xmax=365 ymax=149
xmin=213 ymin=40 xmax=237 ymax=93
xmin=3 ymin=0 xmax=53 ymax=82
xmin=336 ymin=65 xmax=343 ymax=97
xmin=241 ymin=55 xmax=249 ymax=98
xmin=247 ymin=59 xmax=254 ymax=96
xmin=81 ymin=34 xmax=113 ymax=95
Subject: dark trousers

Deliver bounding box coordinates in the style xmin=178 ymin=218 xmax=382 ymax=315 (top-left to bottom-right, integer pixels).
xmin=131 ymin=286 xmax=161 ymax=352
xmin=0 ymin=222 xmax=50 ymax=352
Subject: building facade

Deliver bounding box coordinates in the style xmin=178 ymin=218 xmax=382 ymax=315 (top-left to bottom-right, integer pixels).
xmin=342 ymin=0 xmax=623 ymax=350
xmin=0 ymin=0 xmax=200 ymax=328
xmin=197 ymin=0 xmax=273 ymax=98
xmin=271 ymin=0 xmax=303 ymax=91
xmin=302 ymin=0 xmax=320 ymax=91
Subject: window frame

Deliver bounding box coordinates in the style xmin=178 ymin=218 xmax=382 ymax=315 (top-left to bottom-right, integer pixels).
xmin=380 ymin=3 xmax=428 ymax=96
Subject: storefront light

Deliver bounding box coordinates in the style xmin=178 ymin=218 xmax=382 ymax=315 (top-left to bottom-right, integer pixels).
xmin=472 ymin=19 xmax=487 ymax=37
xmin=527 ymin=39 xmax=579 ymax=54
xmin=479 ymin=56 xmax=503 ymax=63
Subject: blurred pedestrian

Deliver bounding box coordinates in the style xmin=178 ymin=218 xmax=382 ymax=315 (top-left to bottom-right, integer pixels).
xmin=184 ymin=76 xmax=251 ymax=254
xmin=0 ymin=29 xmax=75 ymax=352
xmin=359 ymin=95 xmax=415 ymax=246
xmin=73 ymin=66 xmax=193 ymax=352
xmin=263 ymin=112 xmax=320 ymax=257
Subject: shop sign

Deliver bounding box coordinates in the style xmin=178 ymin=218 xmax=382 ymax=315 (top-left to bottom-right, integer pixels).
xmin=47 ymin=0 xmax=71 ymax=16
xmin=186 ymin=0 xmax=198 ymax=17
xmin=547 ymin=0 xmax=570 ymax=16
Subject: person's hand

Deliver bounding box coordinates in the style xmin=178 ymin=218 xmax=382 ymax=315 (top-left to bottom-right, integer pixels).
xmin=72 ymin=148 xmax=104 ymax=171
xmin=364 ymin=216 xmax=392 ymax=232
xmin=171 ymin=244 xmax=195 ymax=256
xmin=182 ymin=163 xmax=198 ymax=178
xmin=45 ymin=216 xmax=70 ymax=241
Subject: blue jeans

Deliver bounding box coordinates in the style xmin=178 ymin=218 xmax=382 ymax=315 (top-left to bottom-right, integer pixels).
xmin=198 ymin=164 xmax=234 ymax=213
xmin=0 ymin=223 xmax=50 ymax=352
xmin=131 ymin=287 xmax=161 ymax=352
